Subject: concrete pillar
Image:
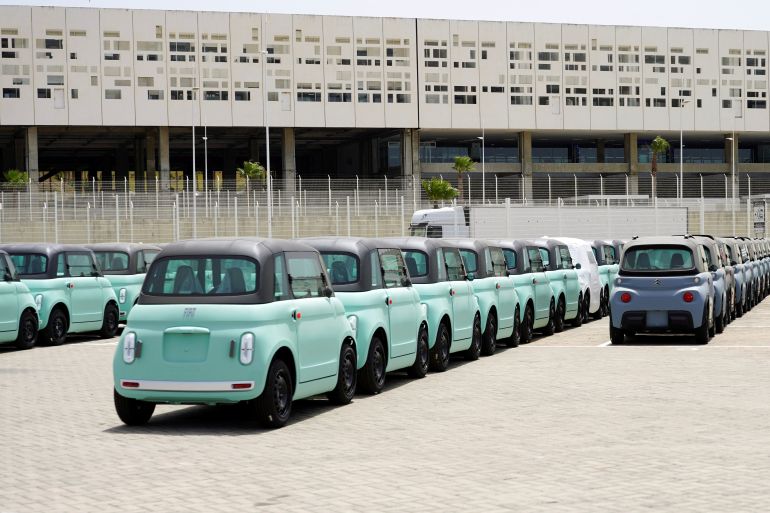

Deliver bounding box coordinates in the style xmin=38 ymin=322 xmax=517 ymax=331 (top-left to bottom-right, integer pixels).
xmin=519 ymin=131 xmax=533 ymax=200
xmin=401 ymin=128 xmax=420 ymax=192
xmin=282 ymin=127 xmax=296 ymax=192
xmin=371 ymin=138 xmax=380 ymax=176
xmin=624 ymin=133 xmax=639 ymax=194
xmin=146 ymin=131 xmax=157 ymax=179
xmin=116 ymin=146 xmax=129 ymax=184
xmin=25 ymin=127 xmax=39 ymax=185
xmin=158 ymin=126 xmax=170 ymax=191
xmin=725 ymin=133 xmax=739 ymax=169
xmin=15 ymin=137 xmax=25 ymax=171
xmin=134 ymin=138 xmax=146 ymax=183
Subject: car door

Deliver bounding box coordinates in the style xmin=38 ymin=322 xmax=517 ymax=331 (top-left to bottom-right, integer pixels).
xmin=557 ymin=245 xmax=581 ymax=312
xmin=65 ymin=252 xmax=103 ymax=324
xmin=527 ymin=247 xmax=551 ymax=321
xmin=286 ymin=251 xmax=339 ymax=383
xmin=443 ymin=247 xmax=473 ymax=343
xmin=487 ymin=246 xmax=516 ymax=331
xmin=0 ymin=255 xmax=18 ymax=335
xmin=378 ymin=248 xmax=419 ymax=359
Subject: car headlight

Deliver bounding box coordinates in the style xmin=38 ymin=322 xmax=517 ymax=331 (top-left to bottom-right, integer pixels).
xmin=347 ymin=315 xmax=358 ymax=335
xmin=240 ymin=333 xmax=254 ymax=365
xmin=119 ymin=288 xmax=127 ymax=304
xmin=34 ymin=294 xmax=42 ymax=310
xmin=123 ymin=332 xmax=136 ymax=364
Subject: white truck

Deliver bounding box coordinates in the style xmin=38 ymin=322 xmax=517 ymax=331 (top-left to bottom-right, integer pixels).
xmin=409 ymin=204 xmax=687 ymax=240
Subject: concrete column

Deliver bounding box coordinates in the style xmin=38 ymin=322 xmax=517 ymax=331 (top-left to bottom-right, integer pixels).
xmin=624 ymin=133 xmax=639 ymax=194
xmin=725 ymin=133 xmax=739 ymax=169
xmin=371 ymin=138 xmax=380 ymax=175
xmin=25 ymin=127 xmax=39 ymax=186
xmin=519 ymin=131 xmax=533 ymax=200
xmin=116 ymin=146 xmax=129 ymax=184
xmin=158 ymin=126 xmax=170 ymax=191
xmin=145 ymin=131 xmax=157 ymax=179
xmin=401 ymin=128 xmax=421 ymax=191
xmin=15 ymin=137 xmax=25 ymax=171
xmin=134 ymin=138 xmax=146 ymax=183
xmin=282 ymin=127 xmax=296 ymax=192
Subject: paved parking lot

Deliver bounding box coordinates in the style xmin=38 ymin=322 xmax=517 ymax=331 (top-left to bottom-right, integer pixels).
xmin=2 ymin=302 xmax=770 ymax=512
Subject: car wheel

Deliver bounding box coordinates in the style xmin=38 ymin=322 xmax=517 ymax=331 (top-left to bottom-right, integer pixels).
xmin=506 ymin=306 xmax=521 ymax=348
xmin=715 ymin=311 xmax=724 ymax=334
xmin=481 ymin=311 xmax=497 ymax=356
xmin=610 ymin=325 xmax=625 ymax=345
xmin=407 ymin=324 xmax=429 ymax=379
xmin=694 ymin=304 xmax=711 ymax=345
xmin=14 ymin=310 xmax=38 ymax=350
xmin=43 ymin=308 xmax=68 ymax=346
xmin=114 ymin=388 xmax=155 ymax=426
xmin=602 ymin=289 xmax=611 ymax=317
xmin=100 ymin=303 xmax=119 ymax=339
xmin=736 ymin=300 xmax=744 ymax=318
xmin=359 ymin=335 xmax=387 ymax=395
xmin=520 ymin=304 xmax=534 ymax=344
xmin=553 ymin=297 xmax=565 ymax=333
xmin=327 ymin=342 xmax=357 ymax=405
xmin=541 ymin=300 xmax=556 ymax=336
xmin=429 ymin=322 xmax=451 ymax=372
xmin=464 ymin=314 xmax=482 ymax=361
xmin=571 ymin=293 xmax=583 ymax=328
xmin=255 ymin=358 xmax=293 ymax=428
xmin=586 ymin=293 xmax=597 ymax=321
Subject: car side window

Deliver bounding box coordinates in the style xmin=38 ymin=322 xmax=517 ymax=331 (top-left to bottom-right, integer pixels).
xmin=273 ymin=253 xmax=289 ymax=301
xmin=502 ymin=249 xmax=517 ymax=271
xmin=55 ymin=253 xmax=66 ymax=277
xmin=538 ymin=248 xmax=551 ymax=270
xmin=379 ymin=248 xmax=408 ymax=288
xmin=369 ymin=250 xmax=382 ymax=288
xmin=558 ymin=246 xmax=573 ymax=270
xmin=488 ymin=247 xmax=507 ymax=277
xmin=136 ymin=250 xmax=159 ymax=273
xmin=604 ymin=245 xmax=617 ymax=265
xmin=443 ymin=248 xmax=465 ymax=281
xmin=0 ymin=256 xmax=7 ymax=278
xmin=527 ymin=248 xmax=542 ymax=272
xmin=66 ymin=253 xmax=96 ymax=277
xmin=285 ymin=252 xmax=326 ymax=299
xmin=436 ymin=249 xmax=447 ymax=281
xmin=459 ymin=249 xmax=478 ymax=275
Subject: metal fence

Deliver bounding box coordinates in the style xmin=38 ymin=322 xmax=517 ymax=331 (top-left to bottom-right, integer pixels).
xmin=0 ymin=173 xmax=768 ymax=243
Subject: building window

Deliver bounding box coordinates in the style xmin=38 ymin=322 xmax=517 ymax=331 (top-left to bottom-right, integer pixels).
xmin=105 ymin=89 xmax=121 ymax=100
xmin=71 ymin=89 xmax=78 ymax=99
xmin=147 ymin=90 xmax=163 ymax=100
xmin=37 ymin=88 xmax=51 ymax=99
xmin=328 ymin=92 xmax=351 ymax=102
xmin=2 ymin=88 xmax=20 ymax=98
xmin=234 ymin=91 xmax=250 ymax=101
xmin=538 ymin=96 xmax=549 ymax=105
xmin=546 ymin=84 xmax=559 ymax=94
xmin=104 ymin=53 xmax=119 ymax=60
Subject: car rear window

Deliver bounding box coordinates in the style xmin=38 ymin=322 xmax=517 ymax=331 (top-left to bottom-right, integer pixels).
xmin=94 ymin=251 xmax=129 ymax=273
xmin=143 ymin=257 xmax=259 ymax=296
xmin=321 ymin=252 xmax=359 ymax=285
xmin=622 ymin=246 xmax=695 ymax=272
xmin=9 ymin=253 xmax=48 ymax=277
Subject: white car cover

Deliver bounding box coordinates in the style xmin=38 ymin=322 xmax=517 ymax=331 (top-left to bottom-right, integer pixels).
xmin=549 ymin=237 xmax=602 ymax=314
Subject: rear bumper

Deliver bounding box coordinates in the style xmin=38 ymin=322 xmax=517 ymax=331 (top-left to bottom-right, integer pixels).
xmin=619 ymin=310 xmax=694 ymax=333
xmin=120 ymin=379 xmax=255 ymax=392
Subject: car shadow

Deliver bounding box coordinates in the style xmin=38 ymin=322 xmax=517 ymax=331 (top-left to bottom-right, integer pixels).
xmin=620 ymin=333 xmax=702 ymax=346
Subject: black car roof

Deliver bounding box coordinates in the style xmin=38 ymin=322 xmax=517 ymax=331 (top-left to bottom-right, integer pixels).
xmin=0 ymin=243 xmax=94 ymax=256
xmin=86 ymin=243 xmax=162 ymax=254
xmin=301 ymin=237 xmax=398 ymax=257
xmin=156 ymin=238 xmax=318 ymax=260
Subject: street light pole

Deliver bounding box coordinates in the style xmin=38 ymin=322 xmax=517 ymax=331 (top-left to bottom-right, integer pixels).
xmin=262 ymin=49 xmax=272 ymax=238
xmin=477 ymin=128 xmax=485 ymax=204
xmin=191 ymin=86 xmax=199 ymax=239
xmin=727 ymin=132 xmax=736 ymax=236
xmin=203 ymin=125 xmax=208 ymax=216
xmin=679 ymin=99 xmax=691 ymax=204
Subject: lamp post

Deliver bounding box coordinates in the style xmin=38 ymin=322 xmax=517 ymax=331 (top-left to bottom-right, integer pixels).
xmin=679 ymin=98 xmax=691 ymax=204
xmin=191 ymin=86 xmax=199 ymax=238
xmin=261 ymin=49 xmax=272 ymax=238
xmin=727 ymin=133 xmax=736 ymax=236
xmin=477 ymin=127 xmax=485 ymax=204
xmin=203 ymin=125 xmax=208 ymax=216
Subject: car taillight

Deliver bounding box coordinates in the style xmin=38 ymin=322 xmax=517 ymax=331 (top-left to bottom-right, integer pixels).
xmin=122 ymin=332 xmax=136 ymax=363
xmin=620 ymin=292 xmax=632 ymax=303
xmin=683 ymin=292 xmax=694 ymax=303
xmin=240 ymin=333 xmax=254 ymax=365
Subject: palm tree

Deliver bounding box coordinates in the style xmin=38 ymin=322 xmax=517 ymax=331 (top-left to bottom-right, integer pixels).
xmin=422 ymin=177 xmax=458 ymax=208
xmin=3 ymin=169 xmax=28 ymax=189
xmin=451 ymin=155 xmax=475 ymax=203
xmin=649 ymin=136 xmax=670 ymax=201
xmin=236 ymin=160 xmax=266 ymax=194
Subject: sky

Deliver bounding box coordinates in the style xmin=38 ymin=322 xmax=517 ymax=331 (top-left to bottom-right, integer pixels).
xmin=4 ymin=0 xmax=770 ymax=32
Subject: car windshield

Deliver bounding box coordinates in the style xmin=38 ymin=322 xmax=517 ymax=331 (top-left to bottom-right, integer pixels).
xmin=143 ymin=256 xmax=259 ymax=296
xmin=403 ymin=250 xmax=428 ymax=278
xmin=321 ymin=252 xmax=360 ymax=285
xmin=622 ymin=246 xmax=695 ymax=272
xmin=8 ymin=253 xmax=48 ymax=276
xmin=408 ymin=224 xmax=427 ymax=237
xmin=94 ymin=251 xmax=129 ymax=273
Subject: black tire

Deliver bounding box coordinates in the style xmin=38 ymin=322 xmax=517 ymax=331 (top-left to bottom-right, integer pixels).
xmin=736 ymin=299 xmax=744 ymax=318
xmin=464 ymin=313 xmax=482 ymax=361
xmin=407 ymin=324 xmax=429 ymax=378
xmin=610 ymin=325 xmax=625 ymax=345
xmin=520 ymin=304 xmax=534 ymax=344
xmin=506 ymin=305 xmax=521 ymax=348
xmin=100 ymin=303 xmax=119 ymax=339
xmin=571 ymin=293 xmax=584 ymax=328
xmin=592 ymin=291 xmax=604 ymax=320
xmin=695 ymin=304 xmax=711 ymax=345
xmin=553 ymin=296 xmax=565 ymax=333
xmin=14 ymin=310 xmax=38 ymax=350
xmin=715 ymin=312 xmax=724 ymax=334
xmin=601 ymin=288 xmax=610 ymax=317
xmin=255 ymin=358 xmax=293 ymax=428
xmin=481 ymin=311 xmax=497 ymax=356
xmin=358 ymin=335 xmax=387 ymax=395
xmin=43 ymin=308 xmax=68 ymax=346
xmin=584 ymin=293 xmax=594 ymax=322
xmin=327 ymin=342 xmax=357 ymax=405
xmin=429 ymin=322 xmax=451 ymax=372
xmin=541 ymin=300 xmax=556 ymax=336
xmin=114 ymin=388 xmax=155 ymax=426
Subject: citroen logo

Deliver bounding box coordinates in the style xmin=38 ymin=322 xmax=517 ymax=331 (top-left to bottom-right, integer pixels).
xmin=653 ymin=279 xmax=662 ymax=286
xmin=183 ymin=307 xmax=197 ymax=319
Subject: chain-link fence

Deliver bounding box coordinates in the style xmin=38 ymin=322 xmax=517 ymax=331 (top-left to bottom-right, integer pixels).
xmin=0 ymin=173 xmax=768 ymax=243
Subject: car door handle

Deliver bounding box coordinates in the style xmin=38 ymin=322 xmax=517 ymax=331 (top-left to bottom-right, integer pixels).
xmin=449 ymin=288 xmax=455 ymax=296
xmin=532 ymin=278 xmax=537 ymax=284
xmin=292 ymin=310 xmax=301 ymax=320
xmin=496 ymin=283 xmax=501 ymax=289
xmin=66 ymin=282 xmax=74 ymax=289
xmin=563 ymin=274 xmax=568 ymax=280
xmin=385 ymin=297 xmax=392 ymax=305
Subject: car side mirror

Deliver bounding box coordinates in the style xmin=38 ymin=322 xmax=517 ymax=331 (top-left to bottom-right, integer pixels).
xmin=708 ymin=264 xmax=718 ymax=272
xmin=574 ymin=263 xmax=582 ymax=270
xmin=91 ymin=270 xmax=101 ymax=277
xmin=323 ymin=285 xmax=334 ymax=298
xmin=3 ymin=270 xmax=13 ymax=282
xmin=401 ymin=277 xmax=412 ymax=287
xmin=466 ymin=272 xmax=475 ymax=281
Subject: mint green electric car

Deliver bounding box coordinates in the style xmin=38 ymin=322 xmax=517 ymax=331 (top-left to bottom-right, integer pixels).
xmin=113 ymin=238 xmax=358 ymax=429
xmin=2 ymin=244 xmax=120 ymax=345
xmin=0 ymin=250 xmax=38 ymax=350
xmin=496 ymin=240 xmax=557 ymax=343
xmin=531 ymin=239 xmax=583 ymax=328
xmin=451 ymin=239 xmax=518 ymax=355
xmin=384 ymin=238 xmax=482 ymax=372
xmin=88 ymin=243 xmax=161 ymax=322
xmin=304 ymin=237 xmax=430 ymax=394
